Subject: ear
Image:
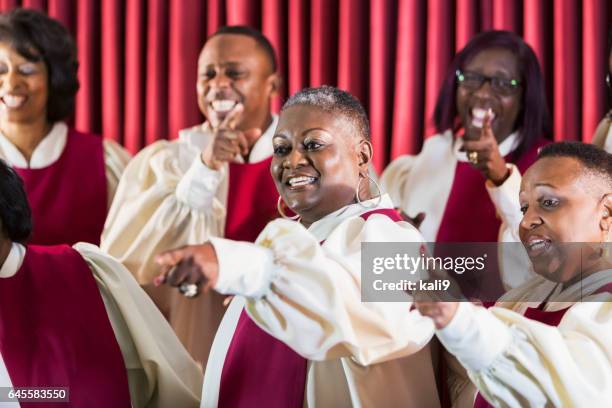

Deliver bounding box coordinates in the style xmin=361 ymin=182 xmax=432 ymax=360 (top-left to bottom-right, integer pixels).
xmin=599 ymin=193 xmax=612 ymax=234
xmin=357 ymin=140 xmax=373 ymax=176
xmin=266 ymin=73 xmax=282 ymax=98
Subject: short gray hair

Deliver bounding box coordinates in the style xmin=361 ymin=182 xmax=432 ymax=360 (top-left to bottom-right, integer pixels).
xmin=282 ymin=86 xmax=371 ymax=141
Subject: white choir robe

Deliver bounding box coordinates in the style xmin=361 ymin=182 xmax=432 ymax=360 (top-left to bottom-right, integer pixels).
xmin=0 ymin=242 xmax=202 ymax=408
xmin=380 ymin=131 xmax=534 ymax=290
xmin=435 ymin=270 xmax=612 ymax=407
xmin=0 ymin=122 xmax=130 ymax=209
xmin=101 ymin=117 xmax=279 ymax=368
xmin=203 ymin=195 xmax=441 ymax=407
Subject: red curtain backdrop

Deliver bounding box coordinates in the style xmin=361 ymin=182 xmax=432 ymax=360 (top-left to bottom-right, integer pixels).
xmin=0 ymin=0 xmax=610 ymax=173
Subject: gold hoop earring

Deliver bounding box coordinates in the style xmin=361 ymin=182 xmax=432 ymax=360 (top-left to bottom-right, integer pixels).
xmin=277 ymin=196 xmax=300 ymax=220
xmin=356 ymin=173 xmax=383 ymax=208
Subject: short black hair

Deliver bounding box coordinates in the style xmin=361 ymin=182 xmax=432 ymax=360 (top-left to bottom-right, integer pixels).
xmin=538 ymin=142 xmax=612 ymax=189
xmin=210 ymin=25 xmax=278 ymax=72
xmin=282 ymin=86 xmax=371 ymax=141
xmin=0 ymin=8 xmax=79 ymax=122
xmin=434 ymin=30 xmax=550 ymax=158
xmin=0 ymin=159 xmax=32 ymax=243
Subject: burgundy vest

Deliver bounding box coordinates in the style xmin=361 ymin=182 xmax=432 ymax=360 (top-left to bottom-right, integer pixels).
xmin=225 ymin=158 xmax=280 ymax=241
xmin=0 ymin=245 xmax=131 ymax=407
xmin=217 ymin=208 xmax=403 ymax=407
xmin=14 ymin=128 xmax=108 ymax=246
xmin=474 ymin=282 xmax=612 ymax=408
xmin=435 ymin=139 xmax=549 ymax=300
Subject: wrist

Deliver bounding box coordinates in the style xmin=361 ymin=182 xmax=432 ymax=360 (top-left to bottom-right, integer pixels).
xmin=488 ymin=163 xmax=510 ymax=186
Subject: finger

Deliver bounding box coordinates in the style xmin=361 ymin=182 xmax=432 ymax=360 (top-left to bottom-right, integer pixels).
xmin=166 ymin=263 xmax=190 ymax=287
xmin=218 ymin=103 xmax=244 ymax=130
xmin=233 ymin=131 xmax=249 ymax=157
xmin=414 ymin=212 xmax=426 ymax=228
xmin=481 ymin=110 xmax=496 ymax=143
xmin=243 ymin=128 xmax=262 ymax=146
xmin=461 ymin=139 xmax=493 ymax=152
xmin=156 ymin=247 xmax=189 ymax=267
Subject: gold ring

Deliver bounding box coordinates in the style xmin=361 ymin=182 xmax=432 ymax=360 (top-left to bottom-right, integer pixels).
xmin=468 ymin=151 xmax=478 ymax=165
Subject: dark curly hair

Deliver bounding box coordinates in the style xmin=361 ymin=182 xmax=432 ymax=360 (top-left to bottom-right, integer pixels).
xmin=282 ymin=86 xmax=371 ymax=141
xmin=0 ymin=159 xmax=32 ymax=243
xmin=0 ymin=8 xmax=79 ymax=122
xmin=211 ymin=25 xmax=278 ymax=73
xmin=434 ymin=30 xmax=550 ymax=158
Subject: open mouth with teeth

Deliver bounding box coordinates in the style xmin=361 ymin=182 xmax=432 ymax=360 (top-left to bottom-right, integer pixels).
xmin=1 ymin=94 xmax=27 ymax=109
xmin=286 ymin=175 xmax=318 ymax=189
xmin=469 ymin=107 xmax=496 ymax=129
xmin=209 ymin=99 xmax=238 ymax=114
xmin=524 ymin=237 xmax=553 ymax=257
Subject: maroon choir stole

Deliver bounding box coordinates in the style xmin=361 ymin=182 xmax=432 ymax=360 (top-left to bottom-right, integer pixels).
xmin=218 ymin=208 xmax=402 ymax=407
xmin=474 ymin=283 xmax=612 ymax=408
xmin=435 ymin=139 xmax=549 ymax=300
xmin=14 ymin=129 xmax=108 ymax=246
xmin=0 ymin=245 xmax=131 ymax=407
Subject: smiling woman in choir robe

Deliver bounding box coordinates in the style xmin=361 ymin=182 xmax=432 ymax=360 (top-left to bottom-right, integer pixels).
xmin=0 ymin=9 xmax=130 ymax=246
xmin=156 ymin=86 xmax=442 ymax=407
xmin=382 ymin=30 xmax=551 ymax=299
xmin=417 ymin=142 xmax=612 ymax=407
xmin=0 ymin=159 xmax=201 ymax=407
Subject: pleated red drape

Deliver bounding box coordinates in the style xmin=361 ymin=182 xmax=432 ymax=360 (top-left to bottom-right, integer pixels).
xmin=0 ymin=1 xmax=609 ymax=173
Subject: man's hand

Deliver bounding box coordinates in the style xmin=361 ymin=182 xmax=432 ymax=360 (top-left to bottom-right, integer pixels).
xmin=201 ymin=103 xmax=262 ymax=170
xmin=154 ymin=243 xmax=220 ymax=296
xmin=460 ymin=110 xmax=510 ymax=186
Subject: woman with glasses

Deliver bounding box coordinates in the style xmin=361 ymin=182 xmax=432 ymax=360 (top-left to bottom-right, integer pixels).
xmin=382 ymin=30 xmax=550 ymax=299
xmin=592 ymin=30 xmax=612 ymax=152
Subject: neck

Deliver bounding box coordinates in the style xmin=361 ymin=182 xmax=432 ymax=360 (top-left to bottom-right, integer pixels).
xmin=0 ymin=237 xmax=12 ymax=271
xmin=0 ymin=118 xmax=52 ymax=162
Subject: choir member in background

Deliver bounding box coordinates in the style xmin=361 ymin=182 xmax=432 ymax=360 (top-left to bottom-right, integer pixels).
xmin=101 ymin=26 xmax=282 ymax=369
xmin=0 ymin=8 xmax=130 ymax=246
xmin=417 ymin=142 xmax=612 ymax=407
xmin=0 ymin=159 xmax=202 ymax=407
xmin=591 ymin=30 xmax=612 ymax=152
xmin=157 ymin=86 xmax=443 ymax=407
xmin=382 ymin=30 xmax=551 ymax=299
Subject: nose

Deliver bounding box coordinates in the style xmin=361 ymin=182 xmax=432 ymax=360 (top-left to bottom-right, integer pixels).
xmin=519 ymin=206 xmax=542 ymax=231
xmin=472 ymin=78 xmax=494 ymax=98
xmin=208 ymin=72 xmax=232 ymax=90
xmin=283 ymin=147 xmax=308 ymax=169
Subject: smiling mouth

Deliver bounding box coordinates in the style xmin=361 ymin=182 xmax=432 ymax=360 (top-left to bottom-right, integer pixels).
xmin=525 ymin=238 xmax=553 ymax=257
xmin=286 ymin=176 xmax=318 ymax=189
xmin=1 ymin=94 xmax=26 ymax=109
xmin=470 ymin=107 xmax=496 ymax=129
xmin=208 ymin=99 xmax=238 ymax=115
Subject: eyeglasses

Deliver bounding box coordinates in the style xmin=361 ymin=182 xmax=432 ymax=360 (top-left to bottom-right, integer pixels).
xmin=456 ymin=69 xmax=521 ymax=96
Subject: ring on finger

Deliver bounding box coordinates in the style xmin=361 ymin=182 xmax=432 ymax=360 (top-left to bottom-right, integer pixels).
xmin=179 ymin=282 xmax=200 ymax=298
xmin=468 ymin=151 xmax=478 ymax=165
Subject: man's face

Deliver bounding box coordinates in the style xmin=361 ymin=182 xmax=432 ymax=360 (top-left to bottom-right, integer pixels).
xmin=196 ymin=34 xmax=276 ymax=131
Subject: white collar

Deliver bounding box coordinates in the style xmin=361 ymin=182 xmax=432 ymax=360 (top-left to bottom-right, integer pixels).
xmin=180 ymin=114 xmax=279 ymax=164
xmin=0 ymin=243 xmax=25 ymax=278
xmin=0 ymin=122 xmax=68 ymax=169
xmin=307 ymin=194 xmax=396 ymax=242
xmin=452 ymin=130 xmax=520 ymax=162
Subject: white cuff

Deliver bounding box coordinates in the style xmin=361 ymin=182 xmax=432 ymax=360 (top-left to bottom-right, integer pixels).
xmin=485 ymin=164 xmax=522 ymax=227
xmin=175 ymin=156 xmax=225 ymax=211
xmin=210 ymin=237 xmax=277 ymax=299
xmin=436 ymin=303 xmax=511 ymax=372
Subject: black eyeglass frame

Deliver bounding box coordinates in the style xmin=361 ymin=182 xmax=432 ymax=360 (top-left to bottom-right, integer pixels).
xmin=455 ymin=69 xmax=522 ymax=96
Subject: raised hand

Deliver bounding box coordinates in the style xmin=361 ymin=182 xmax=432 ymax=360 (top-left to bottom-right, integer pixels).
xmin=154 ymin=243 xmax=220 ymax=297
xmin=202 ymin=103 xmax=262 ymax=170
xmin=461 ymin=109 xmax=510 ymax=185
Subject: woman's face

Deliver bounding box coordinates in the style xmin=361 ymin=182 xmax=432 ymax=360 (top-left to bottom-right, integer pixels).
xmin=271 ymin=105 xmax=370 ymax=226
xmin=0 ymin=42 xmax=48 ymax=125
xmin=456 ymin=47 xmax=522 ymax=143
xmin=519 ymin=157 xmax=611 ymax=283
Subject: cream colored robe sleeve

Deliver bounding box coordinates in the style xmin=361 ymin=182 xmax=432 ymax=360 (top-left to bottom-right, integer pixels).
xmin=101 ymin=140 xmax=225 ymax=283
xmin=380 ymin=154 xmax=418 ymax=211
xmin=103 ymin=139 xmax=132 ymax=209
xmin=210 ymin=215 xmax=435 ymax=366
xmin=74 ymin=242 xmax=202 ymax=408
xmin=436 ymin=298 xmax=612 ymax=407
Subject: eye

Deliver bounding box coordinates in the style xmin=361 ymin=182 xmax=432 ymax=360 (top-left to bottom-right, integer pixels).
xmin=226 ymin=69 xmax=245 ymax=79
xmin=304 ymin=141 xmax=322 ymax=151
xmin=539 ymin=198 xmax=560 ymax=209
xmin=18 ymin=63 xmax=38 ymax=75
xmin=201 ymin=69 xmax=216 ymax=79
xmin=520 ymin=204 xmax=528 ymax=214
xmin=273 ymin=144 xmax=290 ymax=156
